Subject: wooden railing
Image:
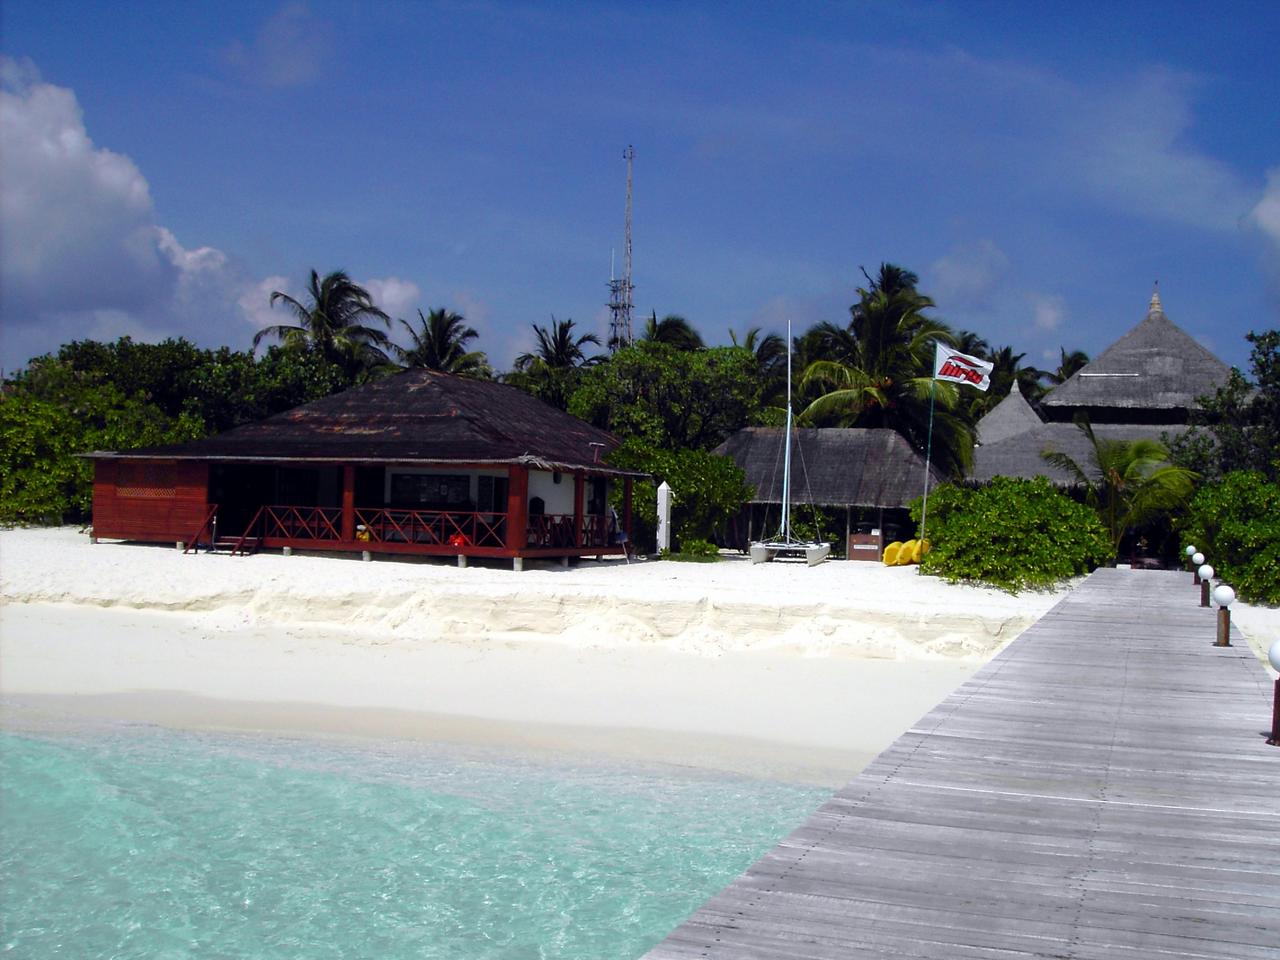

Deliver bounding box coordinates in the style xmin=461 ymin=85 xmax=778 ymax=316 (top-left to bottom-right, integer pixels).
xmin=215 ymin=504 xmax=618 ymax=553
xmin=526 ymin=512 xmax=610 ymax=549
xmin=182 ymin=504 xmax=219 ymax=554
xmin=260 ymin=505 xmax=344 ymax=542
xmin=354 ymin=507 xmax=507 ymax=548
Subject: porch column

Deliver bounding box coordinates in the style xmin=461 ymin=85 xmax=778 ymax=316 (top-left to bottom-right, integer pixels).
xmin=505 ymin=465 xmax=529 ymax=553
xmin=573 ymin=474 xmax=585 ymax=548
xmin=341 ymin=464 xmax=355 ymax=541
xmin=623 ymin=478 xmax=633 ymax=538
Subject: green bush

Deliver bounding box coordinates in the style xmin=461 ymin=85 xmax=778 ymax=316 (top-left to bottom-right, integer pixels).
xmin=1177 ymin=471 xmax=1280 ymax=605
xmin=911 ymin=477 xmax=1113 ymax=591
xmin=606 ymin=439 xmax=752 ymax=553
xmin=660 ymin=538 xmax=722 ymax=562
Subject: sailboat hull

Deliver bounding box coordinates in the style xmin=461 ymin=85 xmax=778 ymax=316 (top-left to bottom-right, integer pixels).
xmin=749 ymin=540 xmax=830 ymax=565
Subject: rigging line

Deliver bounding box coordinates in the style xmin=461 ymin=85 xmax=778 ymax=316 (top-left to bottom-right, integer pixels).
xmin=763 ymin=425 xmax=785 ymax=541
xmin=792 ymin=423 xmax=821 ymax=542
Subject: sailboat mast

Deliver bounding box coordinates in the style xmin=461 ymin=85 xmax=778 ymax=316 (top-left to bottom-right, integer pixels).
xmin=781 ymin=316 xmax=793 ymax=541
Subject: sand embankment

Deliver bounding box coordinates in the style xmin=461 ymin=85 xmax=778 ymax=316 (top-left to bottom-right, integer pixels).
xmin=0 ymin=527 xmax=1077 ymax=783
xmin=0 ymin=528 xmax=1059 ymax=660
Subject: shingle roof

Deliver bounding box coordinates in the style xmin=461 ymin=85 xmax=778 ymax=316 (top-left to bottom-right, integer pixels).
xmin=714 ymin=427 xmax=944 ymax=508
xmin=88 ymin=369 xmax=636 ymax=474
xmin=975 ymin=382 xmax=1043 ymax=445
xmin=971 ymin=422 xmax=1188 ymax=484
xmin=1041 ymin=291 xmax=1231 ymax=413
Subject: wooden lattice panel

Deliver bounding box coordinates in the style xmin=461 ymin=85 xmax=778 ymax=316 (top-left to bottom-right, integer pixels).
xmin=115 ymin=462 xmax=176 ymax=499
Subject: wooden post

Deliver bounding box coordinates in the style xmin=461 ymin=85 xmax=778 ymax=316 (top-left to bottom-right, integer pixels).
xmin=573 ymin=473 xmax=584 ymax=548
xmin=1215 ymin=607 xmax=1231 ymax=647
xmin=623 ymin=478 xmax=633 ymax=540
xmin=341 ymin=465 xmax=355 ymax=541
xmin=1268 ymin=678 xmax=1280 ymax=747
xmin=505 ymin=465 xmax=529 ymax=553
xmin=1200 ymin=579 xmax=1211 ymax=608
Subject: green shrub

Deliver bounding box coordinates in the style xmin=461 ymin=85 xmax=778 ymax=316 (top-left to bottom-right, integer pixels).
xmin=911 ymin=477 xmax=1113 ymax=591
xmin=606 ymin=439 xmax=751 ymax=553
xmin=661 ymin=538 xmax=721 ymax=561
xmin=1177 ymin=471 xmax=1280 ymax=605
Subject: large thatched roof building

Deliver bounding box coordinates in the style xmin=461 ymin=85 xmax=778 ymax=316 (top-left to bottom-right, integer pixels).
xmin=716 ymin=427 xmax=943 ymax=509
xmin=971 ymin=289 xmax=1231 ymax=484
xmin=713 ymin=427 xmax=943 ymax=553
xmin=86 ymin=370 xmax=641 ymax=567
xmin=1040 ymin=290 xmax=1231 ymax=423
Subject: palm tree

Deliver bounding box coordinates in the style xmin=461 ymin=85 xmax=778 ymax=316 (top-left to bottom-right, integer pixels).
xmin=1043 ymin=347 xmax=1090 ymax=386
xmin=394 ymin=308 xmax=490 ymax=377
xmin=253 ymin=270 xmax=393 ymax=380
xmin=515 ymin=316 xmax=601 ymax=370
xmin=641 ymin=312 xmax=704 ymax=351
xmin=969 ymin=345 xmax=1046 ymax=418
xmin=1042 ymin=417 xmax=1196 ymax=552
xmin=798 ymin=263 xmax=974 ymax=476
xmin=510 ymin=316 xmax=601 ymax=409
xmin=729 ymin=325 xmax=787 ymax=411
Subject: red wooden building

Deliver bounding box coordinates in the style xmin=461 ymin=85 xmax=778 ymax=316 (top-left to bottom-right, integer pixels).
xmin=86 ymin=370 xmax=640 ymax=569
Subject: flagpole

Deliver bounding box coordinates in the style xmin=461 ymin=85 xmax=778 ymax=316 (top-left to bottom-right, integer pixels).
xmin=920 ymin=376 xmax=937 ymax=547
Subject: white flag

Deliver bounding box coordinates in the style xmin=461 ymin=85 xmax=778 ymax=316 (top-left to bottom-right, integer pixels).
xmin=934 ymin=342 xmax=993 ymax=391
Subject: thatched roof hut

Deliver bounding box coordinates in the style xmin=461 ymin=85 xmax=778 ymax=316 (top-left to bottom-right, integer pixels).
xmin=1040 ymin=290 xmax=1231 ymax=424
xmin=103 ymin=369 xmax=630 ymax=473
xmin=85 ymin=370 xmax=640 ymax=565
xmin=974 ymin=381 xmax=1042 ymax=445
xmin=715 ymin=427 xmax=943 ymax=509
xmin=971 ymin=422 xmax=1185 ymax=485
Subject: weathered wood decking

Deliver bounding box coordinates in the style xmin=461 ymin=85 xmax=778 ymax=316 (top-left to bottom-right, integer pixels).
xmin=643 ymin=568 xmax=1280 ymax=959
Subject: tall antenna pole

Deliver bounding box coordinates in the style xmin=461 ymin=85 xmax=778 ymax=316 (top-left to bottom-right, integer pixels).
xmin=607 ymin=146 xmax=636 ymax=350
xmin=623 ymin=144 xmax=634 ymax=340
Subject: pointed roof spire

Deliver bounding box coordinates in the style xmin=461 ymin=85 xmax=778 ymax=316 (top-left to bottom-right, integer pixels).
xmin=1148 ymin=281 xmax=1164 ymax=319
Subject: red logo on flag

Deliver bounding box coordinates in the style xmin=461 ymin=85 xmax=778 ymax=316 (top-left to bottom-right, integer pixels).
xmin=937 ymin=355 xmax=986 ymax=385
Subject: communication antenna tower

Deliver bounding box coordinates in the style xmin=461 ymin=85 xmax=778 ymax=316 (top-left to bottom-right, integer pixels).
xmin=607 ymin=146 xmax=635 ymax=349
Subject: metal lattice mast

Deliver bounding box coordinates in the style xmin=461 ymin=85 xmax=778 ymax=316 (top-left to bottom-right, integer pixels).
xmin=607 ymin=146 xmax=636 ymax=349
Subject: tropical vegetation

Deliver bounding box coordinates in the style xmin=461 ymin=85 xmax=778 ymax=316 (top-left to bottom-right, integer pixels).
xmin=507 ymin=317 xmax=600 ymax=410
xmin=10 ymin=256 xmax=1267 ymax=577
xmin=1041 ymin=418 xmax=1197 ymax=553
xmin=796 ymin=264 xmax=974 ymax=477
xmin=1177 ymin=471 xmax=1280 ymax=604
xmin=913 ymin=477 xmax=1113 ymax=591
xmin=254 ymin=270 xmax=393 ymax=381
xmin=394 ymin=308 xmax=491 ymax=377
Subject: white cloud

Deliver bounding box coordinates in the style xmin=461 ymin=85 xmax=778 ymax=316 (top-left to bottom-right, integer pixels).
xmin=0 ymin=59 xmax=273 ymax=369
xmin=1251 ymin=167 xmax=1280 ymax=245
xmin=1029 ymin=293 xmax=1066 ymax=331
xmin=223 ymin=3 xmax=330 ymax=89
xmin=928 ymin=240 xmax=1010 ymax=311
xmin=363 ymin=277 xmax=421 ymax=319
xmin=0 ymin=62 xmax=164 ymax=318
xmin=237 ymin=275 xmax=291 ymax=334
xmin=1066 ymin=69 xmax=1257 ymax=233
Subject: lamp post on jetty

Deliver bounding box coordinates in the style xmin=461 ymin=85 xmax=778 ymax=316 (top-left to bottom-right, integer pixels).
xmin=1198 ymin=564 xmax=1214 ymax=607
xmin=1212 ymin=584 xmax=1235 ymax=647
xmin=1267 ymin=640 xmax=1280 ymax=747
xmin=1192 ymin=552 xmax=1205 ymax=584
xmin=1184 ymin=544 xmax=1196 ymax=574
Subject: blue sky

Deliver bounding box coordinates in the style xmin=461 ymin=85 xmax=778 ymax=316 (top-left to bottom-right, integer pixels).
xmin=3 ymin=1 xmax=1278 ymax=375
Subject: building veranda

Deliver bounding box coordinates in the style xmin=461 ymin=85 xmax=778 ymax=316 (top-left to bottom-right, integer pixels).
xmin=86 ymin=370 xmax=641 ymax=569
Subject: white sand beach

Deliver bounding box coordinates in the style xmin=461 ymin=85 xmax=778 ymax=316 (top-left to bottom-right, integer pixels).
xmin=3 ymin=527 xmax=1276 ymax=785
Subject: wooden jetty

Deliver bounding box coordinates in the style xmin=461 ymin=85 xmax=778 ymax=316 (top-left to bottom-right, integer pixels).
xmin=642 ymin=568 xmax=1280 ymax=959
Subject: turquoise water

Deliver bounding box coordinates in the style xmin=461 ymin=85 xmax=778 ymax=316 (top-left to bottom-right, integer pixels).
xmin=0 ymin=717 xmax=827 ymax=959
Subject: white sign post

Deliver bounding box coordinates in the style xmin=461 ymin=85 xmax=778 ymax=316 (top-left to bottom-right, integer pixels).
xmin=656 ymin=481 xmax=672 ymax=554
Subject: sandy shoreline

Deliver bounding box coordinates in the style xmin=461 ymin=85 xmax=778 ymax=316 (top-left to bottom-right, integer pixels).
xmin=4 ymin=527 xmax=1274 ymax=785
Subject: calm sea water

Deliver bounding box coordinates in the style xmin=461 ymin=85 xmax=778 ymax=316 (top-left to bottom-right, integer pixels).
xmin=0 ymin=717 xmax=828 ymax=959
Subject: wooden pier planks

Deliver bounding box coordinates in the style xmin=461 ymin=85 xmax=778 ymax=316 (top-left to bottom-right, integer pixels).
xmin=641 ymin=568 xmax=1280 ymax=959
